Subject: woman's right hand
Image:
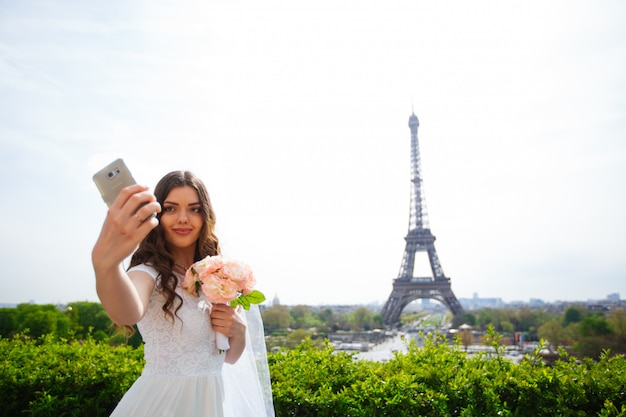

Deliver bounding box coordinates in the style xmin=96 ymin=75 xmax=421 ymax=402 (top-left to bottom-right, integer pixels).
xmin=92 ymin=184 xmax=161 ymax=273
xmin=92 ymin=185 xmax=161 ymax=325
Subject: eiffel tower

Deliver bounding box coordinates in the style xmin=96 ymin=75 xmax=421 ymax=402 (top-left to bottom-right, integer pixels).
xmin=381 ymin=112 xmax=463 ymax=326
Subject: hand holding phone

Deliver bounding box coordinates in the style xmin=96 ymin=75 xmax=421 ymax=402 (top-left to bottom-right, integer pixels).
xmin=93 ymin=158 xmax=137 ymax=207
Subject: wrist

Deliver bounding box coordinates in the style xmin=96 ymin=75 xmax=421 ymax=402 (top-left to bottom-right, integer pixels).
xmin=93 ymin=260 xmax=125 ymax=282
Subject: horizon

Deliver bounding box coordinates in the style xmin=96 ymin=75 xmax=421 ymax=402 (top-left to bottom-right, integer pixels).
xmin=2 ymin=292 xmax=621 ymax=309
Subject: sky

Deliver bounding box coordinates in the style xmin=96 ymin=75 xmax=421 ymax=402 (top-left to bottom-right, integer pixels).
xmin=1 ymin=1 xmax=625 ymax=308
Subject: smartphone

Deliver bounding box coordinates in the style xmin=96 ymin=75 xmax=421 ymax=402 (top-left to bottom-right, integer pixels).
xmin=92 ymin=158 xmax=137 ymax=207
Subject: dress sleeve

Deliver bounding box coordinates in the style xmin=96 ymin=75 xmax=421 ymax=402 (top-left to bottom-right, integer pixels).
xmin=128 ymin=264 xmax=159 ymax=280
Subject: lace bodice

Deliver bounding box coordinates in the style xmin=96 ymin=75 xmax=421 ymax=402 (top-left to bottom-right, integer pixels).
xmin=131 ymin=264 xmax=225 ymax=377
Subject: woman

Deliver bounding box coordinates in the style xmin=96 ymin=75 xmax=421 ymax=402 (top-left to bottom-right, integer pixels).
xmin=92 ymin=171 xmax=274 ymax=417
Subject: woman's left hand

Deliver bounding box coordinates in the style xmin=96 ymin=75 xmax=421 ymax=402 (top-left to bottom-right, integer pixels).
xmin=210 ymin=304 xmax=247 ymax=363
xmin=210 ymin=304 xmax=246 ymax=338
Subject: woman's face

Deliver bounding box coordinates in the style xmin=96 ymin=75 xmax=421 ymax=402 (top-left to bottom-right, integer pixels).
xmin=160 ymin=185 xmax=204 ymax=252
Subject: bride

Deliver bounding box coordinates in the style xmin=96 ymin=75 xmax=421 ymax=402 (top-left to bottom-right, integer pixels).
xmin=92 ymin=170 xmax=274 ymax=417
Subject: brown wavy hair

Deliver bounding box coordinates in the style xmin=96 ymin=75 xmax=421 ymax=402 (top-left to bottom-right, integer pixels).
xmin=129 ymin=171 xmax=221 ymax=323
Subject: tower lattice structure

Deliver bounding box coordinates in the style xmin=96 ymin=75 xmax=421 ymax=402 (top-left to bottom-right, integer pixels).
xmin=381 ymin=112 xmax=463 ymax=326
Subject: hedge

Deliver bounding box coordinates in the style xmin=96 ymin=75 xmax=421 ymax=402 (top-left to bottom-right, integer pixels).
xmin=1 ymin=333 xmax=625 ymax=416
xmin=0 ymin=335 xmax=143 ymax=416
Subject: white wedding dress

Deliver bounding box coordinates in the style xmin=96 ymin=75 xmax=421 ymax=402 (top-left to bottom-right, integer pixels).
xmin=110 ymin=264 xmax=274 ymax=417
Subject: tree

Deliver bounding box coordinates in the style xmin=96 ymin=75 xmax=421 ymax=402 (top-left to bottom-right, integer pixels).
xmin=349 ymin=307 xmax=376 ymax=331
xmin=289 ymin=305 xmax=311 ymax=329
xmin=66 ymin=302 xmax=112 ymax=339
xmin=476 ymin=309 xmax=495 ymax=330
xmin=452 ymin=312 xmax=476 ymax=329
xmin=500 ymin=321 xmax=515 ymax=334
xmin=285 ymin=329 xmax=309 ymax=349
xmin=515 ymin=308 xmax=552 ymax=337
xmin=607 ymin=309 xmax=626 ymax=336
xmin=573 ymin=314 xmax=614 ymax=359
xmin=261 ymin=305 xmax=291 ymax=332
xmin=21 ymin=310 xmax=58 ymax=338
xmin=562 ymin=306 xmax=584 ymax=326
xmin=0 ymin=308 xmax=16 ymax=338
xmin=578 ymin=314 xmax=612 ymax=338
xmin=458 ymin=324 xmax=473 ymax=351
xmin=538 ymin=320 xmax=565 ymax=347
xmin=13 ymin=304 xmax=70 ymax=338
xmin=314 ymin=308 xmax=334 ymax=333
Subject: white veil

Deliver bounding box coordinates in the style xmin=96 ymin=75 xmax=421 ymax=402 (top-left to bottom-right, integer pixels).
xmin=222 ymin=304 xmax=275 ymax=417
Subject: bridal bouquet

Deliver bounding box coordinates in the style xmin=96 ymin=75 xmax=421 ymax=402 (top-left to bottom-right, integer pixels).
xmin=182 ymin=255 xmax=266 ymax=351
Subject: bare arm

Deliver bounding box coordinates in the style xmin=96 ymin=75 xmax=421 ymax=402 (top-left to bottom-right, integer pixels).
xmin=95 ymin=267 xmax=155 ymax=325
xmin=92 ymin=184 xmax=161 ymax=325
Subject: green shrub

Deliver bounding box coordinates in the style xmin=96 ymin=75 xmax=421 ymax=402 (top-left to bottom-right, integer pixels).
xmin=268 ymin=334 xmax=626 ymax=417
xmin=268 ymin=339 xmax=374 ymax=416
xmin=0 ymin=334 xmax=143 ymax=417
xmin=1 ymin=333 xmax=625 ymax=416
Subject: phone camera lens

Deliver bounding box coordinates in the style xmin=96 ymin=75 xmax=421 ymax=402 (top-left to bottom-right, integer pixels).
xmin=107 ymin=170 xmax=116 ymax=179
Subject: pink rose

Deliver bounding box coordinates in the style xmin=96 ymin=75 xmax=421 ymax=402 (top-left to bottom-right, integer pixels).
xmin=201 ymin=273 xmax=239 ymax=303
xmin=241 ymin=271 xmax=257 ymax=295
xmin=181 ymin=269 xmax=196 ymax=294
xmin=195 ymin=256 xmax=223 ymax=276
xmin=182 ymin=256 xmax=223 ymax=296
xmin=221 ymin=258 xmax=252 ymax=286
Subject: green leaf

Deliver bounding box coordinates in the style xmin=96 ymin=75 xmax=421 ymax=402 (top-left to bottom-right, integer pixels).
xmin=245 ymin=290 xmax=266 ymax=304
xmin=229 ymin=291 xmax=266 ymax=310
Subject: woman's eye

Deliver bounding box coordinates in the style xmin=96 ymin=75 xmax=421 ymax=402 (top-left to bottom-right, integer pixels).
xmin=192 ymin=207 xmax=202 ymax=214
xmin=163 ymin=206 xmax=175 ymax=213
